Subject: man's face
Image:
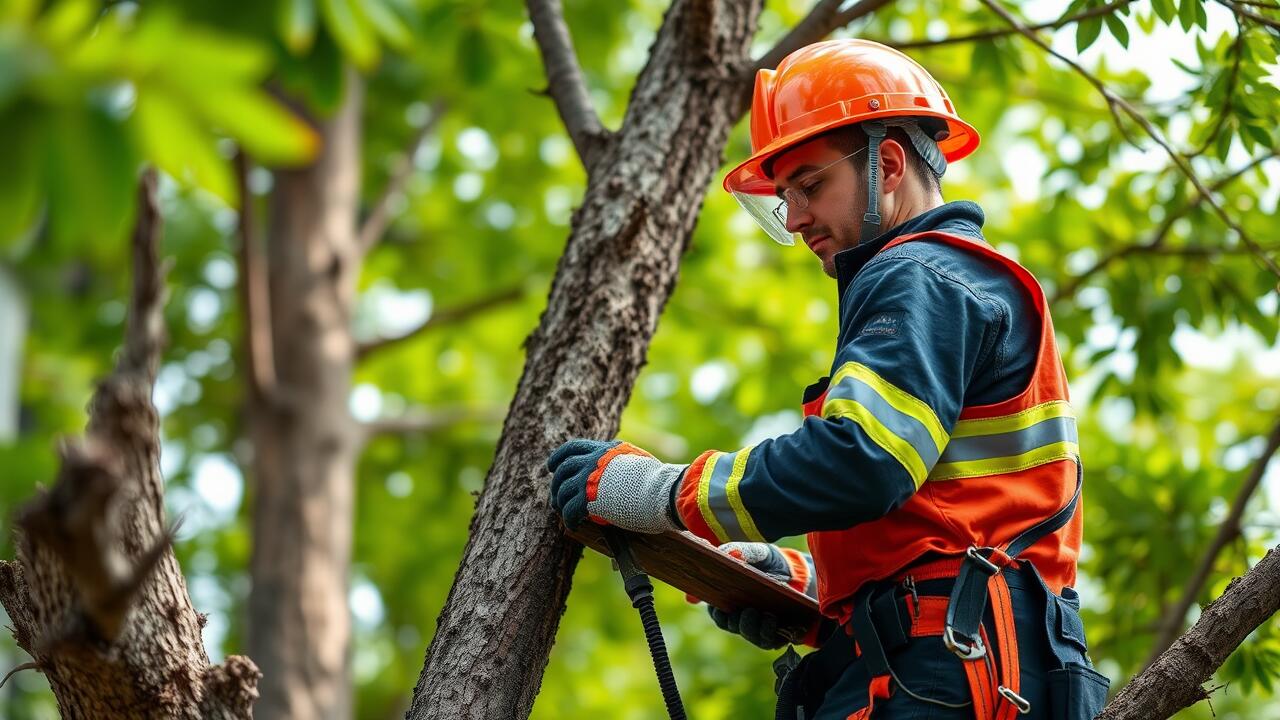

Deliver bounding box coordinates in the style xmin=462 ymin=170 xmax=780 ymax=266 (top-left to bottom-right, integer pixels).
xmin=770 ymin=138 xmax=865 ymax=278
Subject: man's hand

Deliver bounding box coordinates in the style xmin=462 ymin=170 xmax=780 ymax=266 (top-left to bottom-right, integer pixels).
xmin=705 ymin=542 xmax=820 ymax=650
xmin=546 ymin=439 xmax=686 ymax=533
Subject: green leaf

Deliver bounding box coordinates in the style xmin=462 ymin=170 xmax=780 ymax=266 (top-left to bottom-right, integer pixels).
xmin=1077 ymin=17 xmax=1103 ymax=54
xmin=1152 ymin=0 xmax=1177 ymax=24
xmin=0 ymin=108 xmax=45 ymax=253
xmin=132 ymin=89 xmax=236 ymax=203
xmin=276 ymin=0 xmax=317 ymax=55
xmin=1105 ymin=14 xmax=1130 ymax=49
xmin=457 ymin=25 xmax=492 ymax=84
xmin=183 ymin=87 xmax=318 ymax=165
xmin=1215 ymin=126 xmax=1233 ymax=160
xmin=35 ymin=0 xmax=97 ymax=47
xmin=1178 ymin=0 xmax=1197 ymax=33
xmin=319 ymin=0 xmax=378 ymax=69
xmin=357 ymin=0 xmax=411 ymax=51
xmin=43 ymin=107 xmax=136 ymax=252
xmin=1136 ymin=11 xmax=1157 ymax=34
xmin=1243 ymin=124 xmax=1272 ymax=149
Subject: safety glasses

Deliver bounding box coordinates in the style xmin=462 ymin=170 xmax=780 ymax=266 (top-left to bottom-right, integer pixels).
xmin=730 ymin=147 xmax=866 ymax=246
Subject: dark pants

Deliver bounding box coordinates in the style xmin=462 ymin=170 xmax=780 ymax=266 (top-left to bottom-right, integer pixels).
xmin=805 ymin=564 xmax=1106 ymax=719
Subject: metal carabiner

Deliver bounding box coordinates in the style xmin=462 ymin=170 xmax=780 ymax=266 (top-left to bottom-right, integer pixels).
xmin=942 ymin=625 xmax=987 ymax=660
xmin=965 ymin=545 xmax=1001 ymax=575
xmin=998 ymin=685 xmax=1032 ymax=714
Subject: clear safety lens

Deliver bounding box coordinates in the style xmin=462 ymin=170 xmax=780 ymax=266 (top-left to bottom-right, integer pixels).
xmin=731 ymin=191 xmax=797 ymax=246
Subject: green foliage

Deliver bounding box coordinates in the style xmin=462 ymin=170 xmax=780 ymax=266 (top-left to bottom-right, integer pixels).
xmin=4 ymin=0 xmax=1280 ymax=718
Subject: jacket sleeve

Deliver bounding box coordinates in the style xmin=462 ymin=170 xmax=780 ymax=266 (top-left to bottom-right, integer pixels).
xmin=674 ymin=252 xmax=1000 ymax=544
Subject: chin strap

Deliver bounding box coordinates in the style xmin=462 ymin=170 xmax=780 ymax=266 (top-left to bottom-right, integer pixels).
xmin=859 ymin=119 xmax=949 ymax=245
xmin=861 ymin=121 xmax=887 ymax=244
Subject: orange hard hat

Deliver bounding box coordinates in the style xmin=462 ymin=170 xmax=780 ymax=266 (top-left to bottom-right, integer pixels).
xmin=723 ymin=39 xmax=980 ymax=196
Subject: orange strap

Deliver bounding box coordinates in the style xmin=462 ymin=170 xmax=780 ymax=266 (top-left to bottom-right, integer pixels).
xmin=850 ymin=577 xmax=1023 ymax=719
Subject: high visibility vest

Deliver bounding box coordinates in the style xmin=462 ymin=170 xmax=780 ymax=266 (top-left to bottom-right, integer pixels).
xmin=802 ymin=230 xmax=1082 ymax=622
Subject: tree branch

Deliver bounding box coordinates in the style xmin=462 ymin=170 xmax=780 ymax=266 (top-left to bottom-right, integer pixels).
xmin=1050 ymin=153 xmax=1277 ymax=303
xmin=360 ymin=405 xmax=507 ymax=441
xmin=357 ymin=100 xmax=448 ymax=253
xmin=235 ymin=152 xmax=280 ymax=402
xmin=1144 ymin=417 xmax=1280 ymax=668
xmin=1218 ymin=0 xmax=1280 ymax=31
xmin=120 ymin=170 xmax=167 ymax=384
xmin=891 ymin=0 xmax=1137 ymax=50
xmin=754 ymin=0 xmax=895 ymax=74
xmin=1187 ymin=13 xmax=1245 ymax=159
xmin=526 ymin=0 xmax=610 ymax=167
xmin=978 ymin=0 xmax=1280 ymax=280
xmin=1099 ymin=543 xmax=1280 ymax=720
xmin=355 ymin=284 xmax=527 ymax=361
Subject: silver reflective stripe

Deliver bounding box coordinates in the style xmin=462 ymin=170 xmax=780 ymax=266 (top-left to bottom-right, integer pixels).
xmin=826 ymin=374 xmax=943 ymax=469
xmin=938 ymin=415 xmax=1078 ymax=464
xmin=706 ymin=449 xmax=749 ymax=541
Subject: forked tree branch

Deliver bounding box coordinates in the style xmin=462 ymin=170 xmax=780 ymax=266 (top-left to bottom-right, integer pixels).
xmin=1099 ymin=543 xmax=1280 ymax=720
xmin=1144 ymin=418 xmax=1280 ymax=668
xmin=892 ymin=0 xmax=1137 ymax=50
xmin=979 ymin=0 xmax=1280 ymax=280
xmin=358 ymin=100 xmax=448 ymax=253
xmin=1050 ymin=153 xmax=1278 ymax=303
xmin=526 ymin=0 xmax=610 ymax=167
xmin=355 ymin=284 xmax=527 ymax=361
xmin=754 ymin=0 xmax=896 ymax=74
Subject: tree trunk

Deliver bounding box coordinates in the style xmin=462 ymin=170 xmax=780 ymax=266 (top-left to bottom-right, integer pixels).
xmin=405 ymin=2 xmax=763 ymax=717
xmin=0 ymin=174 xmax=260 ymax=719
xmin=245 ymin=72 xmax=364 ymax=720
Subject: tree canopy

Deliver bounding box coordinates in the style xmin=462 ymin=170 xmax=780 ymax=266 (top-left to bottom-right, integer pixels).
xmin=2 ymin=0 xmax=1279 ymax=717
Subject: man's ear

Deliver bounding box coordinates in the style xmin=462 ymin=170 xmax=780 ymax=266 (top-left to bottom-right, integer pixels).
xmin=878 ymin=138 xmax=907 ymax=195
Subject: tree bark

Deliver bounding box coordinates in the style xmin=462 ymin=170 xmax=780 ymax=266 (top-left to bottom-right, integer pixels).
xmin=244 ymin=70 xmax=364 ymax=720
xmin=0 ymin=173 xmax=260 ymax=719
xmin=405 ymin=2 xmax=764 ymax=717
xmin=1098 ymin=544 xmax=1280 ymax=720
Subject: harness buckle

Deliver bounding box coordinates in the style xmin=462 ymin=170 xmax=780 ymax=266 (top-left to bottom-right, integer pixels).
xmin=998 ymin=685 xmax=1032 ymax=714
xmin=902 ymin=576 xmax=919 ymax=619
xmin=942 ymin=626 xmax=986 ymax=660
xmin=965 ymin=545 xmax=1001 ymax=575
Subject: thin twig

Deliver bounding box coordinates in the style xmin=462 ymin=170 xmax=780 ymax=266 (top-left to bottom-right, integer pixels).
xmin=1218 ymin=0 xmax=1280 ymax=31
xmin=754 ymin=0 xmax=895 ymax=74
xmin=355 ymin=284 xmax=527 ymax=361
xmin=1144 ymin=418 xmax=1280 ymax=669
xmin=893 ymin=0 xmax=1138 ymax=50
xmin=526 ymin=0 xmax=609 ymax=167
xmin=0 ymin=662 xmax=40 ymax=690
xmin=1187 ymin=13 xmax=1245 ymax=159
xmin=358 ymin=100 xmax=448 ymax=253
xmin=1051 ymin=153 xmax=1277 ymax=303
xmin=979 ymin=0 xmax=1280 ymax=280
xmin=361 ymin=405 xmax=507 ymax=441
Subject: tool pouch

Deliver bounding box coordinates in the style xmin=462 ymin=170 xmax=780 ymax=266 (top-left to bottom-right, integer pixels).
xmin=1048 ymin=663 xmax=1110 ymax=720
xmin=1045 ymin=586 xmax=1111 ymax=720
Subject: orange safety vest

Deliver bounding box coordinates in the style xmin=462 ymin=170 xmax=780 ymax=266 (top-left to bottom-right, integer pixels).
xmin=802 ymin=230 xmax=1082 ymax=623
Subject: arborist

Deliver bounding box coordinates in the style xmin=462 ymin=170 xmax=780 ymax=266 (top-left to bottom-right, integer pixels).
xmin=547 ymin=38 xmax=1111 ymax=719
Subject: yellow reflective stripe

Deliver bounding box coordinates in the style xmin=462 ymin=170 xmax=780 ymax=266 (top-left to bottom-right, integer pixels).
xmin=951 ymin=400 xmax=1073 ymax=438
xmin=826 ymin=362 xmax=949 ymax=451
xmin=724 ymin=446 xmax=765 ymax=542
xmin=696 ymin=452 xmax=730 ymax=544
xmin=929 ymin=441 xmax=1079 ymax=482
xmin=823 ymin=397 xmax=929 ymax=487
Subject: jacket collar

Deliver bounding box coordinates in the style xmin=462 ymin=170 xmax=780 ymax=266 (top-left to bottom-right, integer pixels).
xmin=834 ymin=200 xmax=986 ymax=300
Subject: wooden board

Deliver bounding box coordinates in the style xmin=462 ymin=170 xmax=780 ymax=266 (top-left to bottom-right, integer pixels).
xmin=567 ymin=523 xmax=823 ymax=643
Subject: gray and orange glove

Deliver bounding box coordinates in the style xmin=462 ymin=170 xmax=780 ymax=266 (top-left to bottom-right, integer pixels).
xmin=706 ymin=542 xmax=827 ymax=649
xmin=547 ymin=439 xmax=686 ymax=533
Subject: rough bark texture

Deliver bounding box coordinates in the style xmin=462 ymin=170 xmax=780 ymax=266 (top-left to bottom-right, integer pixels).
xmin=1098 ymin=543 xmax=1280 ymax=720
xmin=245 ymin=72 xmax=364 ymax=720
xmin=405 ymin=2 xmax=763 ymax=717
xmin=0 ymin=174 xmax=260 ymax=719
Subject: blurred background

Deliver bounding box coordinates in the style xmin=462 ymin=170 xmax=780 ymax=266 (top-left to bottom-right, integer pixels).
xmin=1 ymin=0 xmax=1278 ymax=717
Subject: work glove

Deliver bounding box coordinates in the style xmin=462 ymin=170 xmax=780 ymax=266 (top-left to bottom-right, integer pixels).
xmin=706 ymin=542 xmax=820 ymax=650
xmin=547 ymin=439 xmax=686 ymax=533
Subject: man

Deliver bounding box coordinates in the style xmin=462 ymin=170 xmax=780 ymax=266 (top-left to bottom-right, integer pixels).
xmin=547 ymin=39 xmax=1110 ymax=719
